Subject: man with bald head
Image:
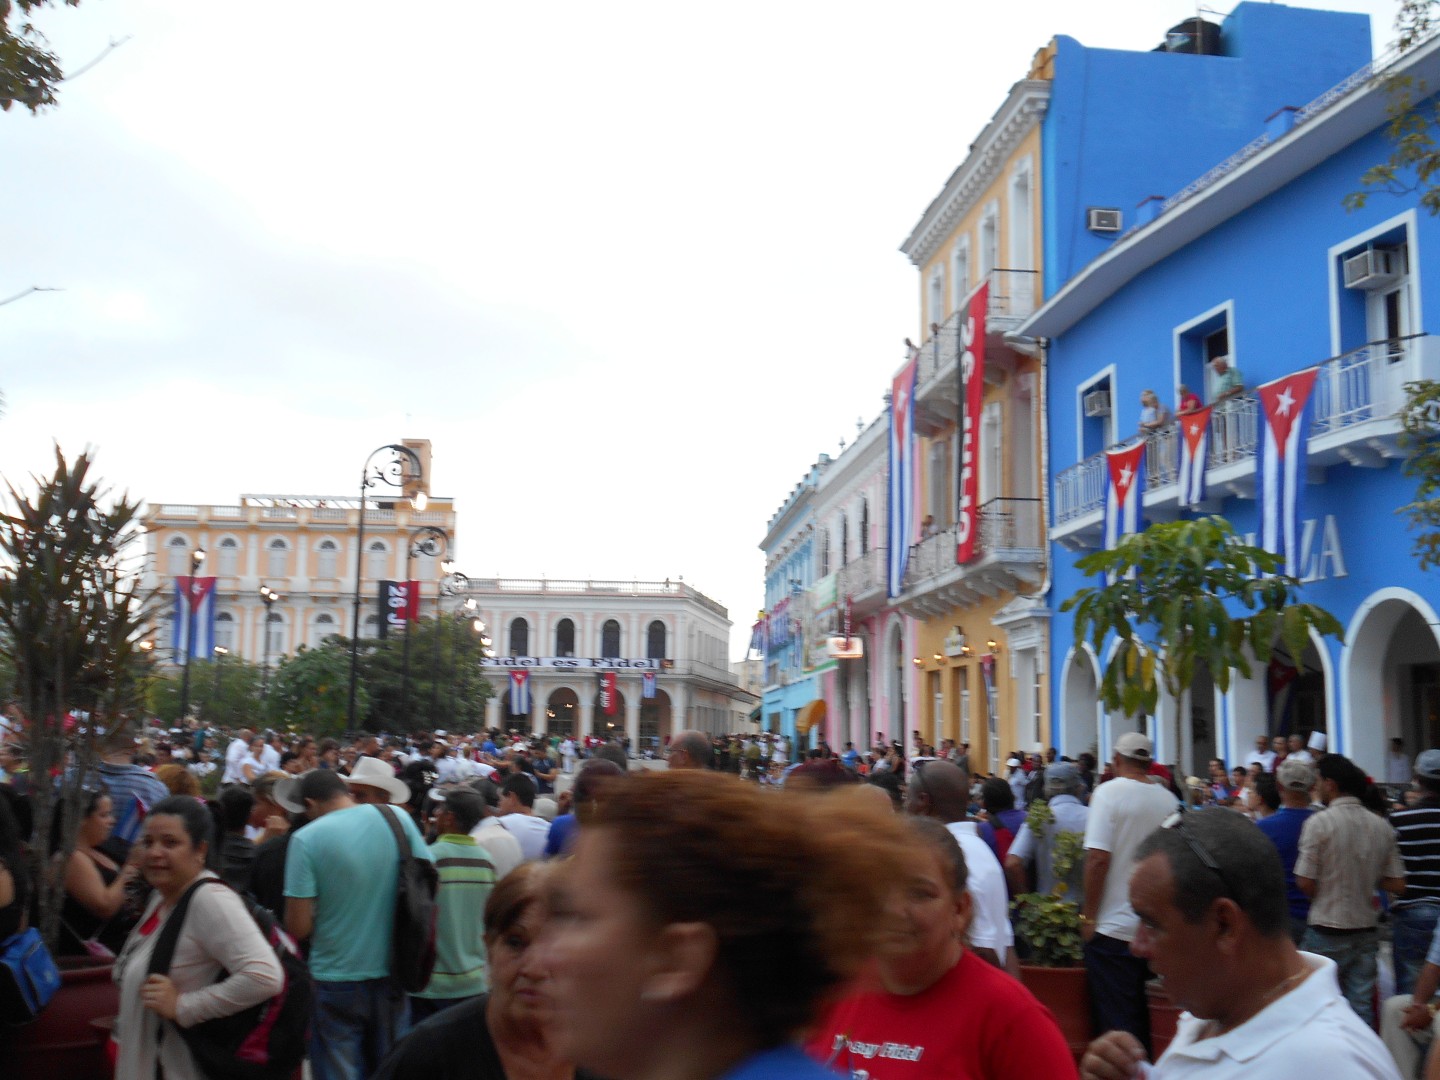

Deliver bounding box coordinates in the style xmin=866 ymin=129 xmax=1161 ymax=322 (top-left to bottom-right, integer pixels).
xmin=904 ymin=758 xmax=1017 ymax=973
xmin=667 ymin=730 xmax=713 ymax=770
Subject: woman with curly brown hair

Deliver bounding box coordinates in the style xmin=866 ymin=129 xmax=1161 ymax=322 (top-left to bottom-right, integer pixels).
xmin=541 ymin=769 xmax=912 ymax=1080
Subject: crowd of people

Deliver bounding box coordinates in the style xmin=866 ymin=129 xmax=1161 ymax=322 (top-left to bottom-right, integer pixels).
xmin=0 ymin=710 xmax=1434 ymax=1079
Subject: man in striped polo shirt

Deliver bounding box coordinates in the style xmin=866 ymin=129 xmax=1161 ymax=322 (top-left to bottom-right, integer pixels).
xmin=412 ymin=787 xmax=497 ymax=1022
xmin=1392 ymin=750 xmax=1440 ymax=996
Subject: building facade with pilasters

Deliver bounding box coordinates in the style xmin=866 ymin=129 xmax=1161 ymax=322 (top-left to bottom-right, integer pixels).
xmin=463 ymin=578 xmax=755 ymax=752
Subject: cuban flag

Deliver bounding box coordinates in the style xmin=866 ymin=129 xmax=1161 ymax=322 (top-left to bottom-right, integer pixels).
xmin=509 ymin=671 xmax=531 ymax=715
xmin=888 ymin=351 xmax=919 ymax=597
xmin=748 ymin=618 xmax=765 ymax=656
xmin=1104 ymin=442 xmax=1147 ymax=583
xmin=1257 ymin=368 xmax=1319 ymax=577
xmin=1177 ymin=404 xmax=1213 ymax=508
xmin=112 ymin=792 xmax=150 ymax=846
xmin=173 ymin=576 xmax=217 ymax=660
xmin=642 ymin=672 xmax=657 ymax=699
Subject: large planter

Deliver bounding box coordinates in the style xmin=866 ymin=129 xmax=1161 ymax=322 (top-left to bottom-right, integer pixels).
xmin=1020 ymin=963 xmax=1092 ymax=1062
xmin=1147 ymin=980 xmax=1182 ymax=1060
xmin=10 ymin=957 xmax=118 ymax=1080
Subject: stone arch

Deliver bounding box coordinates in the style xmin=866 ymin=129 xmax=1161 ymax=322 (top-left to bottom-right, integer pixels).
xmin=1343 ymin=588 xmax=1440 ymax=774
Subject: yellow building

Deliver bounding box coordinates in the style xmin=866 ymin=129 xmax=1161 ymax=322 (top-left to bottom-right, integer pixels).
xmin=892 ymin=49 xmax=1054 ymax=773
xmin=141 ymin=439 xmax=459 ymax=670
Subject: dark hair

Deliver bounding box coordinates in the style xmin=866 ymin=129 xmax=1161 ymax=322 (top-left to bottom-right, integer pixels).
xmin=1254 ymin=771 xmax=1281 ymax=812
xmin=1317 ymin=753 xmax=1387 ymax=815
xmin=500 ymin=771 xmax=537 ymax=808
xmin=590 ymin=771 xmax=910 ymax=1047
xmin=980 ymin=776 xmax=1014 ymax=814
xmin=297 ymin=768 xmax=348 ymax=805
xmin=591 ymin=742 xmax=629 ymax=770
xmin=49 ymin=787 xmax=110 ymax=854
xmin=485 ymin=860 xmax=547 ymax=944
xmin=0 ymin=787 xmax=28 ymax=917
xmin=909 ymin=815 xmax=968 ymax=894
xmin=1135 ymin=809 xmax=1288 ymax=938
xmin=868 ymin=770 xmax=902 ymax=810
xmin=573 ymin=759 xmax=625 ymax=806
xmin=439 ymin=787 xmax=484 ymax=833
xmin=149 ymin=795 xmax=215 ymax=851
xmin=468 ymin=777 xmax=501 ymax=808
xmin=217 ymin=786 xmax=254 ymax=832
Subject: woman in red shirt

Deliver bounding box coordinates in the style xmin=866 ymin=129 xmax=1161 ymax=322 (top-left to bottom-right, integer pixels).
xmin=806 ymin=816 xmax=1076 ymax=1079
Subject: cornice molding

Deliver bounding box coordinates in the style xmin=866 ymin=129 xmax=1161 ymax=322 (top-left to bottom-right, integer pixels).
xmin=901 ymin=80 xmax=1051 ymax=268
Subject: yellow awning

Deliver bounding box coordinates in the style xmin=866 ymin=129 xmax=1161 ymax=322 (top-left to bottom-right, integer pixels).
xmin=795 ymin=698 xmax=827 ymax=736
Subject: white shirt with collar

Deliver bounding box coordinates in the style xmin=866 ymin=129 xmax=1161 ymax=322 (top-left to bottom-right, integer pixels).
xmin=1153 ymin=952 xmax=1399 ymax=1079
xmin=222 ymin=737 xmax=248 ymax=784
xmin=1243 ymin=749 xmax=1277 ymax=773
xmin=943 ymin=820 xmax=1015 ymax=964
xmin=260 ymin=744 xmax=281 ymax=773
xmin=470 ymin=817 xmax=524 ymax=879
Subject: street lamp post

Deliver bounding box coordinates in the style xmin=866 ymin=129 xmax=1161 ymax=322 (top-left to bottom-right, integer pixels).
xmin=401 ymin=527 xmax=449 ymax=728
xmin=259 ymin=586 xmax=279 ymax=701
xmin=452 ymin=600 xmax=492 ymax=730
xmin=348 ymin=444 xmax=427 ymax=731
xmin=431 ymin=566 xmax=467 ymax=728
xmin=178 ymin=547 xmax=206 ymax=723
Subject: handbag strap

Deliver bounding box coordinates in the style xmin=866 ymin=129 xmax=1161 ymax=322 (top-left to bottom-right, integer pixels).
xmin=147 ymin=877 xmax=223 ymax=977
xmin=374 ymin=803 xmax=409 ymax=861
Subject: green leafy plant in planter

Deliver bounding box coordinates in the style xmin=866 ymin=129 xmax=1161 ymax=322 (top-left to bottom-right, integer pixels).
xmin=0 ymin=448 xmax=157 ymax=950
xmin=1011 ymin=799 xmax=1086 ymax=966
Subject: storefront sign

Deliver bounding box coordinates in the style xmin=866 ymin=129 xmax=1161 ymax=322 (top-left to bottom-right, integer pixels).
xmin=480 ymin=657 xmax=662 ymax=669
xmin=1243 ymin=514 xmax=1346 ymax=583
xmin=956 ymin=283 xmax=988 ymax=564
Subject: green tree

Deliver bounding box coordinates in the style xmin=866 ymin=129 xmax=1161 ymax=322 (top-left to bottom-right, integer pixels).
xmin=1061 ymin=517 xmax=1343 ymax=766
xmin=267 ymin=640 xmax=363 ymax=738
xmin=1397 ymin=379 xmax=1440 ymax=569
xmin=1 ymin=0 xmax=81 ymax=112
xmin=359 ymin=616 xmax=494 ymax=732
xmin=147 ymin=655 xmax=264 ymax=730
xmin=0 ymin=447 xmax=157 ymax=948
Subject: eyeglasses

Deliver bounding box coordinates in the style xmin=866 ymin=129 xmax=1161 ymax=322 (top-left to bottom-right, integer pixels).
xmin=1161 ymin=809 xmax=1240 ymax=899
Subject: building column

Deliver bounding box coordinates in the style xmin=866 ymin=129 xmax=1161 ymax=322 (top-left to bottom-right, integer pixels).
xmin=533 ymin=680 xmax=548 ymax=736
xmin=671 ymin=681 xmax=690 ymax=733
xmin=625 ymin=695 xmax=641 ymax=753
xmin=579 ymin=692 xmax=594 ymax=742
xmin=485 ymin=693 xmax=501 ymax=732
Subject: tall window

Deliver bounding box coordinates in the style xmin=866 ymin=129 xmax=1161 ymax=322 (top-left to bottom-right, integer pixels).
xmin=367 ymin=541 xmax=388 ymax=581
xmin=601 ymin=619 xmax=621 ymax=657
xmin=859 ymin=498 xmax=870 ymax=556
xmin=555 ymin=618 xmax=576 ymax=657
xmin=819 ymin=530 xmax=831 ymax=577
xmin=312 ymin=612 xmax=337 ymax=649
xmin=953 ymin=237 xmax=971 ymax=307
xmin=647 ymin=620 xmax=667 ymax=660
xmin=265 ymin=612 xmax=285 ymax=655
xmin=927 ymin=269 xmax=946 ymax=330
xmin=166 ymin=536 xmax=189 ymax=577
xmin=218 ymin=538 xmax=240 ymax=576
xmin=266 ymin=539 xmax=288 ymax=579
xmin=316 ymin=539 xmax=338 ymax=578
xmin=839 ymin=514 xmax=849 ymax=568
xmin=510 ymin=618 xmax=530 ymax=657
xmin=979 ymin=203 xmax=999 ymax=280
xmin=214 ymin=611 xmax=236 ymax=651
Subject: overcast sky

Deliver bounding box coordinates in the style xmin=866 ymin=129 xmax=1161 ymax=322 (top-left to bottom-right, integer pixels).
xmin=3 ymin=0 xmax=1405 ymax=658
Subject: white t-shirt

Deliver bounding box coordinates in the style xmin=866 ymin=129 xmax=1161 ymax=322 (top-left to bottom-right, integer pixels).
xmin=260 ymin=744 xmax=281 ymax=773
xmin=1083 ymin=775 xmax=1179 ymax=942
xmin=944 ymin=821 xmax=1015 ymax=964
xmin=222 ymin=738 xmax=248 ymax=784
xmin=1243 ymin=749 xmax=1277 ymax=773
xmin=497 ymin=812 xmax=552 ymax=862
xmin=470 ymin=818 xmax=524 ymax=879
xmin=1153 ymin=953 xmax=1399 ymax=1079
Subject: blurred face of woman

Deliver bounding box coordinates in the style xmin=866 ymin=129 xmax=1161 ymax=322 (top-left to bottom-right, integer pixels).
xmin=250 ymin=737 xmax=265 ymax=756
xmin=543 ymin=829 xmax=664 ymax=1074
xmin=487 ymin=895 xmax=552 ymax=1028
xmin=81 ymin=795 xmax=114 ymax=847
xmin=877 ymin=845 xmax=967 ymax=985
xmin=139 ymin=814 xmax=207 ymax=899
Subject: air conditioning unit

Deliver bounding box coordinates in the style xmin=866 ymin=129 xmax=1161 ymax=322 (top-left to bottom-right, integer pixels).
xmin=1087 ymin=207 xmax=1123 ymax=233
xmin=1083 ymin=390 xmax=1112 ymax=417
xmin=1343 ymin=247 xmax=1401 ymax=290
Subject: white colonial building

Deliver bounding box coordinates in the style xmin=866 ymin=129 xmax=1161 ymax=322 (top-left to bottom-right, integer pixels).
xmin=464 ymin=577 xmax=758 ymax=751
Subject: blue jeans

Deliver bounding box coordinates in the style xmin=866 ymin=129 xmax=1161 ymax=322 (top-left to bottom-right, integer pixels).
xmin=1393 ymin=903 xmax=1440 ymax=997
xmin=1303 ymin=926 xmax=1379 ymax=1028
xmin=1084 ymin=932 xmax=1153 ymax=1055
xmin=311 ymin=978 xmax=411 ymax=1080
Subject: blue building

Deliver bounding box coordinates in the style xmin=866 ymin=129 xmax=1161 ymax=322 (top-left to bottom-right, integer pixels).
xmin=1023 ymin=25 xmax=1440 ymax=777
xmin=760 ymin=458 xmax=826 ymax=743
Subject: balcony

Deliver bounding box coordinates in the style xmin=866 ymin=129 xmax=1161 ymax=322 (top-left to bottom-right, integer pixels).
xmin=1052 ymin=335 xmax=1439 ymax=548
xmin=895 ymin=497 xmax=1045 ymax=617
xmin=912 ymin=269 xmax=1040 ymax=434
xmin=836 ymin=545 xmax=888 ymax=617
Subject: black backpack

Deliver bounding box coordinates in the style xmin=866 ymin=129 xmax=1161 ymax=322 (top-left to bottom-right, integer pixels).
xmin=375 ymin=804 xmax=439 ymax=993
xmin=148 ymin=877 xmax=312 ymax=1080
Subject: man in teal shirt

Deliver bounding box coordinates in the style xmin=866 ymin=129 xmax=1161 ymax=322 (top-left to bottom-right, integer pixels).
xmin=283 ymin=769 xmax=433 ymax=1080
xmin=412 ymin=787 xmax=496 ymax=1021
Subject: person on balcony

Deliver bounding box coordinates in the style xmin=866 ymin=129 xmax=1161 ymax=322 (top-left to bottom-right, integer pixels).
xmin=1138 ymin=389 xmax=1172 ymax=435
xmin=1211 ymin=356 xmax=1245 ymax=402
xmin=1177 ymin=383 xmax=1202 ymax=415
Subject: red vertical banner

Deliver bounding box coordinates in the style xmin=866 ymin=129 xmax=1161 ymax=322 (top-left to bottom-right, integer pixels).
xmin=956 ymin=282 xmax=988 ymax=564
xmin=601 ymin=671 xmax=619 ymax=716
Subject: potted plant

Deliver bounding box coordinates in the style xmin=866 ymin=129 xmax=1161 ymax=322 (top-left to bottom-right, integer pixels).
xmin=0 ymin=449 xmax=156 ymax=1080
xmin=1012 ymin=799 xmax=1090 ymax=1061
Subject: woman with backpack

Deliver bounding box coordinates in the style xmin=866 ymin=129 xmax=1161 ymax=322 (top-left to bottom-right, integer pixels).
xmin=112 ymin=796 xmax=283 ymax=1080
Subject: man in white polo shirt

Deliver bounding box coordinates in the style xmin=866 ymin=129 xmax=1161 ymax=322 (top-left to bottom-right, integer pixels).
xmin=1081 ymin=732 xmax=1178 ymax=1055
xmin=1081 ymin=810 xmax=1398 ymax=1080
